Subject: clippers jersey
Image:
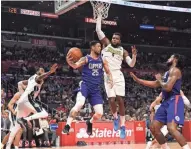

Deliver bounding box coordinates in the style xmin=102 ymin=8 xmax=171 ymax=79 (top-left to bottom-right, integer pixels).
xmin=82 ymin=55 xmax=103 ymax=89
xmin=102 ymin=44 xmax=124 ymax=71
xmin=162 ymin=71 xmax=182 ymax=100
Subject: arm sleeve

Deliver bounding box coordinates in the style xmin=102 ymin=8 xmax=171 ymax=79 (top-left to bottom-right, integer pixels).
xmin=96 ymin=15 xmax=106 ymax=40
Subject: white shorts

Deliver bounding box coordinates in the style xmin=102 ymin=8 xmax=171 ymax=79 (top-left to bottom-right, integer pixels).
xmin=104 ymin=70 xmax=125 ymax=98
xmin=17 ymin=96 xmax=42 ymax=118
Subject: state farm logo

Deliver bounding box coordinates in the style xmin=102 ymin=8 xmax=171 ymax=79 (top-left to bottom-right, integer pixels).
xmin=136 ymin=123 xmax=143 ymax=131
xmin=76 ymin=128 xmax=133 ymax=139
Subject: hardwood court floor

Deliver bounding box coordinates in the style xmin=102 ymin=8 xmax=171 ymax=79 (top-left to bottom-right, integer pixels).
xmin=21 ymin=142 xmax=191 ymax=149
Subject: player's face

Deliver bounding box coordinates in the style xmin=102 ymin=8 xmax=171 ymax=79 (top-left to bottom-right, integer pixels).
xmin=93 ymin=43 xmax=102 ymax=55
xmin=111 ymin=35 xmax=121 ymax=46
xmin=166 ymin=55 xmax=175 ymax=67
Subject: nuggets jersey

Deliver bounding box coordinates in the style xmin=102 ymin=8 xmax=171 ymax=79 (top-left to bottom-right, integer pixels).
xmin=102 ymin=44 xmax=124 ymax=71
xmin=162 ymin=71 xmax=182 ymax=100
xmin=25 ymin=74 xmax=38 ymax=94
xmin=82 ymin=55 xmax=103 ymax=89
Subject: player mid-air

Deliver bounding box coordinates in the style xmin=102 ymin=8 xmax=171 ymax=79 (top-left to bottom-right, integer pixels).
xmin=130 ymin=54 xmax=190 ymax=149
xmin=5 ymin=65 xmax=57 ymax=149
xmin=96 ymin=8 xmax=137 ymax=139
xmin=62 ymin=41 xmax=113 ymax=135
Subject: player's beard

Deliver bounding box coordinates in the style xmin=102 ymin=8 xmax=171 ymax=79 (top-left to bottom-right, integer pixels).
xmin=111 ymin=43 xmax=120 ymax=48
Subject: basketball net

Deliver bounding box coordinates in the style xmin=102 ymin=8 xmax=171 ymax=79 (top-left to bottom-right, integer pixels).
xmin=90 ymin=0 xmax=111 ymax=20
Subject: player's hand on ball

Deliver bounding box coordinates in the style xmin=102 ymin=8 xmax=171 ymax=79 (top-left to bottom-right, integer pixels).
xmin=131 ymin=45 xmax=137 ymax=56
xmin=155 ymin=73 xmax=162 ymax=81
xmin=50 ymin=63 xmax=58 ymax=73
xmin=66 ymin=53 xmax=74 ymax=63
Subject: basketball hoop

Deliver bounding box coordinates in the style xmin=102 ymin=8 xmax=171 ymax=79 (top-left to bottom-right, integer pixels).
xmin=90 ymin=1 xmax=111 ymax=19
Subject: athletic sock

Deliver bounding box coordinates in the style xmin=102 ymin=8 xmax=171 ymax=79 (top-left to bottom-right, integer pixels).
xmin=182 ymin=144 xmax=191 ymax=149
xmin=161 ymin=143 xmax=170 ymax=149
xmin=14 ymin=146 xmax=19 ymax=149
xmin=66 ymin=117 xmax=73 ymax=127
xmin=120 ymin=116 xmax=125 ymax=126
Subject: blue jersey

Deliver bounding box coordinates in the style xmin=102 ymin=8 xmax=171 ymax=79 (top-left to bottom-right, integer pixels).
xmin=162 ymin=71 xmax=182 ymax=100
xmin=82 ymin=55 xmax=103 ymax=89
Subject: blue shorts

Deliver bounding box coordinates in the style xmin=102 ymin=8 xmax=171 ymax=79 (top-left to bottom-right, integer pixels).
xmin=79 ymin=81 xmax=103 ymax=106
xmin=154 ymin=95 xmax=184 ymax=125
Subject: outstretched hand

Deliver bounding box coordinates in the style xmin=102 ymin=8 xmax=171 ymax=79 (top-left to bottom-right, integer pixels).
xmin=130 ymin=72 xmax=138 ymax=82
xmin=131 ymin=45 xmax=137 ymax=56
xmin=50 ymin=63 xmax=58 ymax=74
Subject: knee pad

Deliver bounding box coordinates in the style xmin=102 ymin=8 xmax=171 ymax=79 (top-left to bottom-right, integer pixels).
xmin=93 ymin=104 xmax=103 ymax=116
xmin=72 ymin=92 xmax=85 ymax=112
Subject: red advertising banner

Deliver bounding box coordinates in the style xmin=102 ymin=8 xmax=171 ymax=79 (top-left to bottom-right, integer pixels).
xmin=32 ymin=39 xmax=56 ymax=47
xmin=57 ymin=121 xmax=146 ymax=146
xmin=85 ymin=18 xmax=117 ymax=26
xmin=75 ymin=122 xmax=134 ymax=143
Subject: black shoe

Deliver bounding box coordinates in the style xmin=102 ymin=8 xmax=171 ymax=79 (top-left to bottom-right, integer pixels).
xmin=17 ymin=118 xmax=27 ymax=128
xmin=62 ymin=124 xmax=70 ymax=135
xmin=86 ymin=120 xmax=92 ymax=136
xmin=22 ymin=141 xmax=25 ymax=148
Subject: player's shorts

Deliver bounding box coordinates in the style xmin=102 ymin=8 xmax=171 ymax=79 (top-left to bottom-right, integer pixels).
xmin=79 ymin=81 xmax=103 ymax=106
xmin=154 ymin=95 xmax=184 ymax=125
xmin=9 ymin=112 xmax=17 ymax=130
xmin=17 ymin=95 xmax=43 ymax=118
xmin=104 ymin=70 xmax=125 ymax=98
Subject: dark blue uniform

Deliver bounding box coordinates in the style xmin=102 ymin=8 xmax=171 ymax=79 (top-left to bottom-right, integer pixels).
xmin=79 ymin=55 xmax=104 ymax=106
xmin=155 ymin=71 xmax=184 ymax=125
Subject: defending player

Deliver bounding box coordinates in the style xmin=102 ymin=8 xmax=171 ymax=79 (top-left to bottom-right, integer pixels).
xmin=96 ymin=10 xmax=137 ymax=138
xmin=62 ymin=41 xmax=113 ymax=135
xmin=130 ymin=54 xmax=190 ymax=149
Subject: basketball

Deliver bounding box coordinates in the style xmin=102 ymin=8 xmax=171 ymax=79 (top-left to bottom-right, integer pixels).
xmin=67 ymin=47 xmax=83 ymax=62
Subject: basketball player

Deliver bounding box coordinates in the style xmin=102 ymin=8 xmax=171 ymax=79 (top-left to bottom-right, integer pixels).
xmin=1 ymin=92 xmax=24 ymax=149
xmin=62 ymin=41 xmax=113 ymax=135
xmin=16 ymin=64 xmax=57 ymax=125
xmin=130 ymin=54 xmax=190 ymax=149
xmin=6 ymin=65 xmax=57 ymax=149
xmin=146 ymin=90 xmax=191 ymax=149
xmin=96 ymin=12 xmax=137 ymax=139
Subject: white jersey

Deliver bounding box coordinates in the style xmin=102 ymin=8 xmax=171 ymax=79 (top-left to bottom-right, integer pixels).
xmin=25 ymin=74 xmax=38 ymax=94
xmin=102 ymin=44 xmax=124 ymax=71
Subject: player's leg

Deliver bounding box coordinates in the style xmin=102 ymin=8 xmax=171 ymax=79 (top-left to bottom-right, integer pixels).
xmin=167 ymin=96 xmax=190 ymax=149
xmin=150 ymin=103 xmax=170 ymax=149
xmin=17 ymin=99 xmax=48 ymax=125
xmin=87 ymin=91 xmax=103 ymax=135
xmin=13 ymin=128 xmax=23 ymax=149
xmin=5 ymin=123 xmax=21 ymax=149
xmin=1 ymin=132 xmax=10 ymax=149
xmin=104 ymin=78 xmax=119 ymax=130
xmin=63 ymin=83 xmax=87 ymax=134
xmin=115 ymin=75 xmax=126 ymax=139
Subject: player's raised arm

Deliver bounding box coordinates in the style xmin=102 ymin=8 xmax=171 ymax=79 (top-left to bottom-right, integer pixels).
xmin=67 ymin=53 xmax=88 ymax=69
xmin=155 ymin=67 xmax=181 ymax=92
xmin=35 ymin=63 xmax=58 ymax=84
xmin=96 ymin=15 xmax=110 ymax=47
xmin=103 ymin=59 xmax=113 ymax=88
xmin=130 ymin=72 xmax=160 ymax=88
xmin=8 ymin=92 xmax=20 ymax=115
xmin=123 ymin=46 xmax=137 ymax=68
